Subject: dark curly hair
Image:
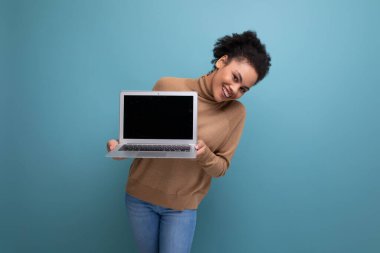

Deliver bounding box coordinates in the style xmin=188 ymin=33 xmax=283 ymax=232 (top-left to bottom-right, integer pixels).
xmin=211 ymin=30 xmax=271 ymax=84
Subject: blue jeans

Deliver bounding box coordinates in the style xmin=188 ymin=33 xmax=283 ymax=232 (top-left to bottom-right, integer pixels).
xmin=125 ymin=193 xmax=197 ymax=253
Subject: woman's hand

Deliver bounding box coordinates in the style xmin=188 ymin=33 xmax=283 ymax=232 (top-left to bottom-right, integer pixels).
xmin=195 ymin=139 xmax=208 ymax=157
xmin=106 ymin=139 xmax=126 ymax=160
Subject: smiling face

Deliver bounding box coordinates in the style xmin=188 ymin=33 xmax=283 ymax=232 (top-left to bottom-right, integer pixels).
xmin=207 ymin=55 xmax=259 ymax=102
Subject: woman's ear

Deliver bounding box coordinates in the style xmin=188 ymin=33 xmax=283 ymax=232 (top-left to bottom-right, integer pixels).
xmin=215 ymin=55 xmax=229 ymax=69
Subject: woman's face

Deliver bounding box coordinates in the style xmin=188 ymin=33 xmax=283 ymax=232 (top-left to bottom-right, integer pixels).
xmin=210 ymin=55 xmax=258 ymax=102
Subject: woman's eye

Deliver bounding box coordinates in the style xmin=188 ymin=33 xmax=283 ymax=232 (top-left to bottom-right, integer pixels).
xmin=240 ymin=87 xmax=247 ymax=93
xmin=233 ymin=75 xmax=238 ymax=82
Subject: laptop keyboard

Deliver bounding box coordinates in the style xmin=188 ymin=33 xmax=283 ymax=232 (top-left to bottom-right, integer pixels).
xmin=119 ymin=144 xmax=191 ymax=152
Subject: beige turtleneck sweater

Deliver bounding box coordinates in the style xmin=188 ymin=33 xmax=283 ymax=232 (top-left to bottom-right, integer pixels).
xmin=126 ymin=75 xmax=246 ymax=210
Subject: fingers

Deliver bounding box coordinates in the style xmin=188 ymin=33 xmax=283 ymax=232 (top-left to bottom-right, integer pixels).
xmin=195 ymin=140 xmax=207 ymax=156
xmin=107 ymin=139 xmax=126 ymax=160
xmin=195 ymin=139 xmax=205 ymax=150
xmin=107 ymin=139 xmax=119 ymax=152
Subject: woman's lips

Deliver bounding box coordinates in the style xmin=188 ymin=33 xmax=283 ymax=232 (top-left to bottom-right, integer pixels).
xmin=222 ymin=86 xmax=232 ymax=98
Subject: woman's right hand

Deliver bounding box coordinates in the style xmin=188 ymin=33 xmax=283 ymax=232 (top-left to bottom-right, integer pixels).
xmin=107 ymin=139 xmax=126 ymax=160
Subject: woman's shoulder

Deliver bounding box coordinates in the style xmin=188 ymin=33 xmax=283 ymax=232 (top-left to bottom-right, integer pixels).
xmin=222 ymin=100 xmax=246 ymax=123
xmin=224 ymin=100 xmax=246 ymax=115
xmin=153 ymin=76 xmax=196 ymax=91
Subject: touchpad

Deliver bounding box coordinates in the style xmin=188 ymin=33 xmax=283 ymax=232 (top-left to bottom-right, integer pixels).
xmin=137 ymin=152 xmax=167 ymax=157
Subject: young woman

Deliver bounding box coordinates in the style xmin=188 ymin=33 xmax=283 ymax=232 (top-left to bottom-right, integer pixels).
xmin=107 ymin=30 xmax=271 ymax=253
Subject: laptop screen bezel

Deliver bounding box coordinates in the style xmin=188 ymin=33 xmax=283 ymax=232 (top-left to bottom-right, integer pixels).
xmin=118 ymin=91 xmax=198 ymax=144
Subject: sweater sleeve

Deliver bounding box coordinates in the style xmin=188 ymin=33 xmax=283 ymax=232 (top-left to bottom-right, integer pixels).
xmin=152 ymin=78 xmax=166 ymax=91
xmin=152 ymin=77 xmax=178 ymax=91
xmin=196 ymin=105 xmax=246 ymax=178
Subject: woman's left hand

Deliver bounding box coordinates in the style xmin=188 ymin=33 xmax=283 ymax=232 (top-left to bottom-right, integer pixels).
xmin=195 ymin=139 xmax=208 ymax=157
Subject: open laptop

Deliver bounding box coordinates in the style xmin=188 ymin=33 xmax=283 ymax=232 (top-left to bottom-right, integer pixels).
xmin=106 ymin=91 xmax=198 ymax=158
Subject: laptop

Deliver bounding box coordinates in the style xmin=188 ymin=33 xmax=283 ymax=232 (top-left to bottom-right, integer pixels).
xmin=106 ymin=91 xmax=198 ymax=158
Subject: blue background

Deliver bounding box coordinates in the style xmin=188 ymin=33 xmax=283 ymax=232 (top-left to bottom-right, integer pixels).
xmin=1 ymin=0 xmax=380 ymax=252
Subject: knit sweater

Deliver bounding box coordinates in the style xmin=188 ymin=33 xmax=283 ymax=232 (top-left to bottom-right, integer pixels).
xmin=126 ymin=75 xmax=246 ymax=210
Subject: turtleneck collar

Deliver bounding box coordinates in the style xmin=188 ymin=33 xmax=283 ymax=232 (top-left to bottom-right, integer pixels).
xmin=194 ymin=75 xmax=218 ymax=104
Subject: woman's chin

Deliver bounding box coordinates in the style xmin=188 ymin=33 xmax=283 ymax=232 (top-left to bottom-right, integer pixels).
xmin=216 ymin=95 xmax=224 ymax=102
xmin=213 ymin=90 xmax=228 ymax=102
xmin=219 ymin=92 xmax=230 ymax=102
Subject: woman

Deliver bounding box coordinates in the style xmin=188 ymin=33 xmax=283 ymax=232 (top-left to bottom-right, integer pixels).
xmin=107 ymin=30 xmax=271 ymax=253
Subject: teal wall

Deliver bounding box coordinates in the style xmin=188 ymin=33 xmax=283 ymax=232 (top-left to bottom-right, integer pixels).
xmin=1 ymin=0 xmax=380 ymax=252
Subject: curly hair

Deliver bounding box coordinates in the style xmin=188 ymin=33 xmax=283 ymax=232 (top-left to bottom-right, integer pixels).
xmin=211 ymin=30 xmax=271 ymax=84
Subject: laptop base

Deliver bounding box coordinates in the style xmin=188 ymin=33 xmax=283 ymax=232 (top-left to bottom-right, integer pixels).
xmin=106 ymin=144 xmax=196 ymax=159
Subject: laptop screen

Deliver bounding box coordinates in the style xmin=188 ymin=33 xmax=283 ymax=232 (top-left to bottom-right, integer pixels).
xmin=123 ymin=95 xmax=194 ymax=139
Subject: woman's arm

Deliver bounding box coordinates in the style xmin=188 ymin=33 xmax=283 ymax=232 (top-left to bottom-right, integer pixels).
xmin=196 ymin=113 xmax=246 ymax=178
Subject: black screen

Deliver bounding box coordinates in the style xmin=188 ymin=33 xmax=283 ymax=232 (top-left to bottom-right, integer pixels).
xmin=123 ymin=95 xmax=193 ymax=139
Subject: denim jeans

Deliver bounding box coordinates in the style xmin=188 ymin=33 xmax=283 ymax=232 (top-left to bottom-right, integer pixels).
xmin=125 ymin=192 xmax=197 ymax=253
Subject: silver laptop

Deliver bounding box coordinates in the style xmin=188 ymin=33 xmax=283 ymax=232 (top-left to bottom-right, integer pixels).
xmin=106 ymin=91 xmax=198 ymax=159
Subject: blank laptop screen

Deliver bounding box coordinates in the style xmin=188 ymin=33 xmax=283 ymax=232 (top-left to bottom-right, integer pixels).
xmin=123 ymin=95 xmax=194 ymax=139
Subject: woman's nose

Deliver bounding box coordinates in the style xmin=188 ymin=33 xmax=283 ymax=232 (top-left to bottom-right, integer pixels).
xmin=230 ymin=84 xmax=240 ymax=95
